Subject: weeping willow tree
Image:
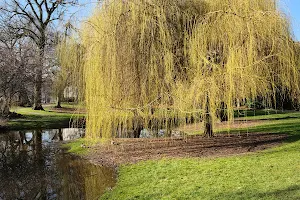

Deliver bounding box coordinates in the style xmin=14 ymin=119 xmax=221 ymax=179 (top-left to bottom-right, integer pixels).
xmin=77 ymin=0 xmax=206 ymax=138
xmin=176 ymin=0 xmax=300 ymax=136
xmin=57 ymin=36 xmax=85 ymax=103
xmin=60 ymin=0 xmax=300 ymax=139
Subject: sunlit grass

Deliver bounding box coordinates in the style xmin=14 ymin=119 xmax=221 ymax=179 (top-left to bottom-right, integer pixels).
xmin=63 ymin=138 xmax=89 ymax=155
xmin=65 ymin=137 xmax=110 ymax=155
xmin=5 ymin=105 xmax=85 ymax=130
xmin=184 ymin=110 xmax=300 ymax=135
xmin=101 ymin=111 xmax=300 ymax=200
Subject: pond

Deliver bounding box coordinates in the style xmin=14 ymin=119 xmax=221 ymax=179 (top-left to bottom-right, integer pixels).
xmin=0 ymin=128 xmax=116 ymax=200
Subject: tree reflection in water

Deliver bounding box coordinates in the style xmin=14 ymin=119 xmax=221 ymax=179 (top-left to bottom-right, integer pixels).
xmin=0 ymin=129 xmax=115 ymax=200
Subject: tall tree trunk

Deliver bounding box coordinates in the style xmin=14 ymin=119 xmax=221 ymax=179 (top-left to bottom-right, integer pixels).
xmin=133 ymin=125 xmax=143 ymax=138
xmin=204 ymin=96 xmax=213 ymax=137
xmin=132 ymin=110 xmax=143 ymax=138
xmin=33 ymin=66 xmax=43 ymax=110
xmin=219 ymin=102 xmax=228 ymax=122
xmin=55 ymin=92 xmax=62 ymax=108
xmin=33 ymin=40 xmax=45 ymax=111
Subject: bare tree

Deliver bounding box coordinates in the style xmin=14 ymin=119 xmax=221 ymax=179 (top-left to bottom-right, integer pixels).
xmin=0 ymin=23 xmax=35 ymax=117
xmin=0 ymin=0 xmax=77 ymax=110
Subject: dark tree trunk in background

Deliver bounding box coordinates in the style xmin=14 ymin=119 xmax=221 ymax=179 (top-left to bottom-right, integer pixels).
xmin=204 ymin=96 xmax=213 ymax=137
xmin=33 ymin=42 xmax=45 ymax=111
xmin=55 ymin=95 xmax=62 ymax=108
xmin=133 ymin=125 xmax=143 ymax=138
xmin=219 ymin=102 xmax=228 ymax=122
xmin=203 ymin=49 xmax=221 ymax=137
xmin=33 ymin=66 xmax=43 ymax=110
xmin=132 ymin=110 xmax=143 ymax=138
xmin=55 ymin=88 xmax=64 ymax=108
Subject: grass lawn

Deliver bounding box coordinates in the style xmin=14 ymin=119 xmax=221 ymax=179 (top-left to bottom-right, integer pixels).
xmin=185 ymin=109 xmax=300 ymax=135
xmin=3 ymin=104 xmax=85 ymax=130
xmin=63 ymin=138 xmax=90 ymax=155
xmin=100 ymin=110 xmax=300 ymax=200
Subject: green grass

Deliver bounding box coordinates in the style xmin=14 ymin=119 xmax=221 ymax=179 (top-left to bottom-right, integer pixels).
xmin=63 ymin=138 xmax=89 ymax=155
xmin=101 ymin=111 xmax=300 ymax=200
xmin=230 ymin=111 xmax=300 ymax=136
xmin=236 ymin=109 xmax=300 ymax=121
xmin=3 ymin=104 xmax=85 ymax=130
xmin=187 ymin=110 xmax=300 ymax=135
xmin=233 ymin=109 xmax=286 ymax=118
xmin=65 ymin=137 xmax=111 ymax=155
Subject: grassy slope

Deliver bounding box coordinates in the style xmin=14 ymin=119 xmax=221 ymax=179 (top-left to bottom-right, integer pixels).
xmin=5 ymin=104 xmax=84 ymax=130
xmin=101 ymin=111 xmax=300 ymax=200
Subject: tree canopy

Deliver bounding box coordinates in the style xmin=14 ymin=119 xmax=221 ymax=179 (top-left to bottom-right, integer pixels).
xmin=60 ymin=0 xmax=300 ymax=139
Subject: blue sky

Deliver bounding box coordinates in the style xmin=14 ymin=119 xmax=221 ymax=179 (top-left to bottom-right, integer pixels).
xmin=280 ymin=0 xmax=300 ymax=41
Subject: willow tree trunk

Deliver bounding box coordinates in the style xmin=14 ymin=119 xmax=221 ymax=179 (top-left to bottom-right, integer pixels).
xmin=132 ymin=110 xmax=143 ymax=138
xmin=33 ymin=40 xmax=45 ymax=111
xmin=133 ymin=125 xmax=143 ymax=138
xmin=204 ymin=96 xmax=213 ymax=137
xmin=219 ymin=102 xmax=228 ymax=122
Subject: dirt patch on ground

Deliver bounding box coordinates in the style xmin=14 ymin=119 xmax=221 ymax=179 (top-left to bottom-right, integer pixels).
xmin=86 ymin=133 xmax=289 ymax=167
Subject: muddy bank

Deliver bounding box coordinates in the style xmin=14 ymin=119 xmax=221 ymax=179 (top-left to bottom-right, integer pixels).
xmin=84 ymin=133 xmax=289 ymax=167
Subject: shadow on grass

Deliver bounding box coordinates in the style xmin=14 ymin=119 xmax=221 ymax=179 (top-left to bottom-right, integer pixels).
xmin=235 ymin=110 xmax=300 ymax=122
xmin=257 ymin=116 xmax=300 ymax=121
xmin=229 ymin=121 xmax=300 ymax=150
xmin=234 ymin=109 xmax=286 ymax=117
xmin=247 ymin=122 xmax=300 ymax=134
xmin=255 ymin=185 xmax=300 ymax=200
xmin=4 ymin=115 xmax=74 ymax=130
xmin=218 ymin=185 xmax=300 ymax=200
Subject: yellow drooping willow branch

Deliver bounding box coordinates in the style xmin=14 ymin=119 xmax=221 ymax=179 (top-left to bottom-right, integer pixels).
xmin=181 ymin=0 xmax=300 ymax=124
xmin=57 ymin=37 xmax=85 ymax=102
xmin=59 ymin=0 xmax=300 ymax=139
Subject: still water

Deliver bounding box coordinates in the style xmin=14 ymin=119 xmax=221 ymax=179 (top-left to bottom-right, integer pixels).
xmin=0 ymin=129 xmax=116 ymax=200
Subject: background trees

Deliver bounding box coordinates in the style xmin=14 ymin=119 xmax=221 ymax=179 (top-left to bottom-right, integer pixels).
xmin=1 ymin=0 xmax=77 ymax=110
xmin=0 ymin=16 xmax=36 ymax=117
xmin=62 ymin=0 xmax=300 ymax=138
